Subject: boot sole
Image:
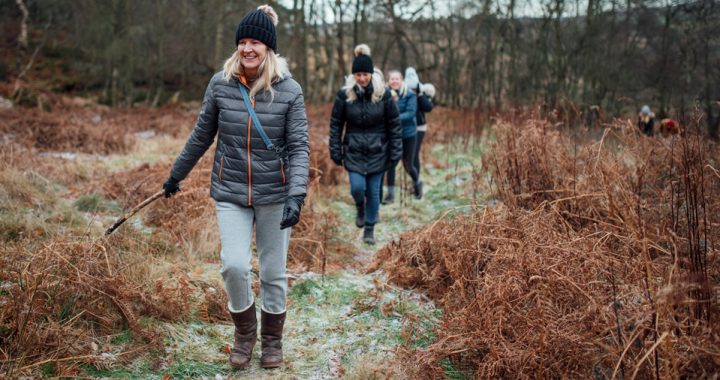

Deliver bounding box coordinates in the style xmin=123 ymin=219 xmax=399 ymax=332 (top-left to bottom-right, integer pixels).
xmin=229 ymin=347 xmax=253 ymax=370
xmin=229 ymin=359 xmax=251 ymax=370
xmin=261 ymin=361 xmax=282 ymax=369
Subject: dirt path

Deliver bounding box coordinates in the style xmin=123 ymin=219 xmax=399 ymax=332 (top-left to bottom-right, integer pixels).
xmin=86 ymin=141 xmax=480 ymax=379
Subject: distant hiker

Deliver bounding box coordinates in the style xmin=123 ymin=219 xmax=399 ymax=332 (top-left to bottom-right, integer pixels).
xmin=383 ymin=70 xmax=422 ymax=204
xmin=329 ymin=44 xmax=402 ymax=245
xmin=660 ymin=118 xmax=681 ymax=136
xmin=638 ymin=105 xmax=655 ymax=136
xmin=162 ymin=4 xmax=309 ymax=370
xmin=586 ymin=105 xmax=604 ymax=128
xmin=404 ymin=67 xmax=434 ymax=184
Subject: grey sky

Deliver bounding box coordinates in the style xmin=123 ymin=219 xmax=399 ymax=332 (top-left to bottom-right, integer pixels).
xmin=274 ymin=0 xmax=573 ymax=21
xmin=275 ymin=0 xmax=685 ymax=21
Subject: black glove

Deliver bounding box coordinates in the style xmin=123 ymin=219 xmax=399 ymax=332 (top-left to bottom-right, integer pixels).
xmin=163 ymin=176 xmax=181 ymax=198
xmin=280 ymin=195 xmax=304 ymax=230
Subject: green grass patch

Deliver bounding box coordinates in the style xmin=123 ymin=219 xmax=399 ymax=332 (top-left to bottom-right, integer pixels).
xmin=73 ymin=192 xmax=123 ymax=213
xmin=441 ymin=357 xmax=474 ymax=380
xmin=163 ymin=358 xmax=226 ymax=378
xmin=288 ymin=277 xmax=322 ymax=300
xmin=111 ymin=329 xmax=135 ymax=345
xmin=81 ymin=363 xmax=144 ymax=379
xmin=0 ymin=216 xmax=30 ymax=242
xmin=40 ymin=362 xmax=56 ymax=377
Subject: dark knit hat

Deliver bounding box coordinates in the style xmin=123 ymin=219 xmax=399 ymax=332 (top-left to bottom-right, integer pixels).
xmin=352 ymin=44 xmax=374 ymax=74
xmin=235 ymin=5 xmax=278 ymax=52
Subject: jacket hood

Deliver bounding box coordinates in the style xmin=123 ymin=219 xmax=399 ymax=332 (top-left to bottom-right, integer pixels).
xmin=274 ymin=56 xmax=292 ymax=83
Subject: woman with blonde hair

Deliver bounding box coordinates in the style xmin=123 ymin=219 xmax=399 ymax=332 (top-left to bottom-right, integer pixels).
xmin=404 ymin=67 xmax=435 ymax=182
xmin=383 ymin=70 xmax=421 ymax=204
xmin=329 ymin=44 xmax=402 ymax=245
xmin=162 ymin=4 xmax=309 ymax=370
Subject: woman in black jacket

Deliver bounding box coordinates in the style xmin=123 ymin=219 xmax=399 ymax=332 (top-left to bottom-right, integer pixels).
xmin=329 ymin=44 xmax=402 ymax=245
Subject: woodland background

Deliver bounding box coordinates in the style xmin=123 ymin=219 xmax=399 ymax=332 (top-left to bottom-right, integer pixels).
xmin=2 ymin=0 xmax=719 ymax=134
xmin=1 ymin=1 xmax=719 ymax=378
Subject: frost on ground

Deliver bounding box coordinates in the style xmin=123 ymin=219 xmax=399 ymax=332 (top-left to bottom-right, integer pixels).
xmin=147 ymin=139 xmax=483 ymax=379
xmin=156 ymin=271 xmax=439 ymax=379
xmin=38 ymin=132 xmax=483 ymax=379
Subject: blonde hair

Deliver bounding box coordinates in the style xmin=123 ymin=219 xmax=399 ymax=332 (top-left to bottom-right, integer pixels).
xmin=222 ymin=50 xmax=288 ymax=99
xmin=373 ymin=67 xmax=385 ymax=82
xmin=344 ymin=72 xmax=385 ymax=103
xmin=388 ymin=70 xmax=408 ymax=97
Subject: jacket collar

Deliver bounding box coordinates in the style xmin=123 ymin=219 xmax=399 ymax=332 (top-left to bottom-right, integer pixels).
xmin=353 ymin=82 xmax=374 ymax=100
xmin=236 ymin=67 xmax=293 ymax=89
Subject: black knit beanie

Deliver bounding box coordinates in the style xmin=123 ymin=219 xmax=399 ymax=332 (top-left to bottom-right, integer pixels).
xmin=235 ymin=6 xmax=277 ymax=52
xmin=352 ymin=44 xmax=374 ymax=74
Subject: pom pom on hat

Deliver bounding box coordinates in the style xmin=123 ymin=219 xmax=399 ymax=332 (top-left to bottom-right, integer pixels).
xmin=257 ymin=4 xmax=278 ymax=25
xmin=354 ymin=44 xmax=371 ymax=57
xmin=422 ymin=83 xmax=436 ymax=98
xmin=352 ymin=44 xmax=374 ymax=74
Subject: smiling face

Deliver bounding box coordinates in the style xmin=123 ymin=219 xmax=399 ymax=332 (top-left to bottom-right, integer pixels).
xmin=388 ymin=72 xmax=403 ymax=91
xmin=354 ymin=72 xmax=372 ymax=88
xmin=237 ymin=38 xmax=268 ymax=77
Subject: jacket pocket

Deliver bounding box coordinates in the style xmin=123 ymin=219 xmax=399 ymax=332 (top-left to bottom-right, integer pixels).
xmin=218 ymin=154 xmax=225 ymax=181
xmin=368 ymin=134 xmax=384 ymax=154
xmin=279 ymin=159 xmax=286 ymax=185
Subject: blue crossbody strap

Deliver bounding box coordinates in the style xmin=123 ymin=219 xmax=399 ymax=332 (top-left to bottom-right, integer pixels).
xmin=239 ymin=84 xmax=284 ymax=157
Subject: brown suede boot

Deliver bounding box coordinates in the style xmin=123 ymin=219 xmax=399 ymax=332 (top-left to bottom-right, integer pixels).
xmin=229 ymin=304 xmax=257 ymax=369
xmin=260 ymin=310 xmax=286 ymax=368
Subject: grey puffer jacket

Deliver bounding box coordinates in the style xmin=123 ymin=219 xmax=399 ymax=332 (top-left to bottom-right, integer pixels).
xmin=170 ymin=71 xmax=310 ymax=206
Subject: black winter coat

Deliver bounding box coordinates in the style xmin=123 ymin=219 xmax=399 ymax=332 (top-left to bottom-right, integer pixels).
xmin=413 ymin=84 xmax=433 ymax=126
xmin=329 ymin=84 xmax=402 ymax=174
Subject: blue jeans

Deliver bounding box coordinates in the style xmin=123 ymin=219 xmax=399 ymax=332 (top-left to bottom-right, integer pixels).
xmin=348 ymin=171 xmax=383 ymax=226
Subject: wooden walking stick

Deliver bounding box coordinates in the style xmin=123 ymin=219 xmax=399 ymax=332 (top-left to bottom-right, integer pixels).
xmin=105 ymin=190 xmax=165 ymax=235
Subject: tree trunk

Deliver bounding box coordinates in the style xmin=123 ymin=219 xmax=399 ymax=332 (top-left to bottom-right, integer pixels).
xmin=15 ymin=0 xmax=29 ymax=50
xmin=214 ymin=1 xmax=232 ymax=70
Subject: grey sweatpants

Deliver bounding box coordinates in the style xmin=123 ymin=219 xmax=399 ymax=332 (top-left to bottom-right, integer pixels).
xmin=216 ymin=201 xmax=290 ymax=314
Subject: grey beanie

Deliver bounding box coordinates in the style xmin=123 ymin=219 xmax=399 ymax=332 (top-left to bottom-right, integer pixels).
xmin=405 ymin=67 xmax=420 ymax=91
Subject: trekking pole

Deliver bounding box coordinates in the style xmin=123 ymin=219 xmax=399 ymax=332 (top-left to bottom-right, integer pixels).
xmin=105 ymin=190 xmax=164 ymax=235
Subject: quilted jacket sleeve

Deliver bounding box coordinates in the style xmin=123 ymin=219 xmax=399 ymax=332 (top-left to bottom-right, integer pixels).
xmin=170 ymin=76 xmax=219 ymax=181
xmin=329 ymin=90 xmax=346 ymax=163
xmin=285 ymin=90 xmax=310 ymax=199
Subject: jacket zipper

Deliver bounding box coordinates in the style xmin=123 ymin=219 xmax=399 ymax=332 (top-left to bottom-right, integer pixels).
xmin=247 ymin=96 xmax=255 ymax=206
